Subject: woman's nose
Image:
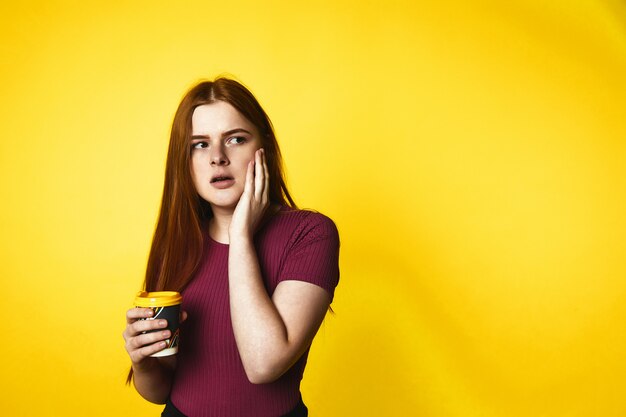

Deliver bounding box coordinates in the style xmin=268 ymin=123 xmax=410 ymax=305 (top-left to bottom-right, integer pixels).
xmin=209 ymin=145 xmax=229 ymax=166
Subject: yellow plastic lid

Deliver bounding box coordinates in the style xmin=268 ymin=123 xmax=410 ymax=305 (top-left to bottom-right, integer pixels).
xmin=135 ymin=291 xmax=182 ymax=307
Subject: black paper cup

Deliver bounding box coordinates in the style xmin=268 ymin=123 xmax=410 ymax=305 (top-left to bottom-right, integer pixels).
xmin=134 ymin=291 xmax=182 ymax=357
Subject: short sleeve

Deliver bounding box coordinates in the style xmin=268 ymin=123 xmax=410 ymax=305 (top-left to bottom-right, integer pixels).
xmin=278 ymin=212 xmax=340 ymax=302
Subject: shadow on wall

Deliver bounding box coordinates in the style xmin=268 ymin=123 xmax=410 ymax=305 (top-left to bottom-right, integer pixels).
xmin=317 ymin=256 xmax=431 ymax=415
xmin=313 ymin=233 xmax=507 ymax=416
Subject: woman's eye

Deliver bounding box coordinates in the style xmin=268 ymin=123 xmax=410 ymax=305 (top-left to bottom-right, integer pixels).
xmin=227 ymin=136 xmax=246 ymax=145
xmin=192 ymin=141 xmax=208 ymax=149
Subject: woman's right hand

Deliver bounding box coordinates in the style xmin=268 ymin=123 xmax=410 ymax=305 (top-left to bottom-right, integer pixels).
xmin=123 ymin=308 xmax=171 ymax=367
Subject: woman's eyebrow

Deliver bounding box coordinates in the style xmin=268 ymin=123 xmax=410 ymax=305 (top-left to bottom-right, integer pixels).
xmin=191 ymin=134 xmax=210 ymax=140
xmin=221 ymin=128 xmax=252 ymax=137
xmin=191 ymin=128 xmax=252 ymax=140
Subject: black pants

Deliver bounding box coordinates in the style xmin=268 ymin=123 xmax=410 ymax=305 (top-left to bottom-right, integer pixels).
xmin=161 ymin=397 xmax=308 ymax=417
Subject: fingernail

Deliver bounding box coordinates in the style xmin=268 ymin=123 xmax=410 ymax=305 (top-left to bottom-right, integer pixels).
xmin=159 ymin=320 xmax=167 ymax=327
xmin=162 ymin=331 xmax=171 ymax=338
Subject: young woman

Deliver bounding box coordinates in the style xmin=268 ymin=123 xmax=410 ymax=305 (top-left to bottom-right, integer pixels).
xmin=122 ymin=77 xmax=340 ymax=417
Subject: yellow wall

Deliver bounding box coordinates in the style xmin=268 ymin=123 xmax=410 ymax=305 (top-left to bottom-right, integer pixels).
xmin=1 ymin=0 xmax=625 ymax=415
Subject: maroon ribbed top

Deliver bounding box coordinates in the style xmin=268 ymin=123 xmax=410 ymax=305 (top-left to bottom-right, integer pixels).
xmin=169 ymin=207 xmax=340 ymax=417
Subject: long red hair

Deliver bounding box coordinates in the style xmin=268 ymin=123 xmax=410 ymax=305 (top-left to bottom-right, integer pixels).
xmin=127 ymin=78 xmax=295 ymax=384
xmin=145 ymin=77 xmax=296 ymax=294
xmin=126 ymin=77 xmax=296 ymax=384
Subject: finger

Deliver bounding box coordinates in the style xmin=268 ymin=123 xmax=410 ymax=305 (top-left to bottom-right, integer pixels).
xmin=130 ymin=329 xmax=171 ymax=350
xmin=254 ymin=149 xmax=264 ymax=201
xmin=123 ymin=318 xmax=168 ymax=342
xmin=130 ymin=340 xmax=169 ymax=363
xmin=131 ymin=318 xmax=169 ymax=335
xmin=126 ymin=308 xmax=154 ymax=324
xmin=243 ymin=159 xmax=255 ymax=198
xmin=262 ymin=149 xmax=269 ymax=203
xmin=180 ymin=310 xmax=188 ymax=323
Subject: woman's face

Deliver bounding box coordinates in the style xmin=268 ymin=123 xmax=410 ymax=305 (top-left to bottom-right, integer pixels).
xmin=190 ymin=101 xmax=262 ymax=212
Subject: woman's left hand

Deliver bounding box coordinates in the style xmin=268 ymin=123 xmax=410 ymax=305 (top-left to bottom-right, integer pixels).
xmin=229 ymin=148 xmax=270 ymax=240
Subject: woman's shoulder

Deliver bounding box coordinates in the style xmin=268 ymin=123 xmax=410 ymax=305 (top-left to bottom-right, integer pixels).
xmin=273 ymin=206 xmax=338 ymax=234
xmin=258 ymin=206 xmax=339 ymax=246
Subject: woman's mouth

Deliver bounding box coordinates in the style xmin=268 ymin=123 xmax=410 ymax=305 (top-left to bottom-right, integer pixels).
xmin=210 ymin=176 xmax=235 ymax=189
xmin=211 ymin=176 xmax=233 ymax=183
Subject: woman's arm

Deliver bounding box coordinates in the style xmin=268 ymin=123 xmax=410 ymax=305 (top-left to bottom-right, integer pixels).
xmin=228 ymin=149 xmax=332 ymax=383
xmin=228 ymin=238 xmax=330 ymax=383
xmin=131 ymin=356 xmax=177 ymax=404
xmin=123 ymin=308 xmax=178 ymax=403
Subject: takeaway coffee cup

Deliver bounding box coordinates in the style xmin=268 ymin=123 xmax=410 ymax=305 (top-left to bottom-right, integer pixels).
xmin=135 ymin=291 xmax=182 ymax=357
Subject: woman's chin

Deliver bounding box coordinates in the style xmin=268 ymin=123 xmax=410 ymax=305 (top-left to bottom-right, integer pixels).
xmin=205 ymin=194 xmax=242 ymax=212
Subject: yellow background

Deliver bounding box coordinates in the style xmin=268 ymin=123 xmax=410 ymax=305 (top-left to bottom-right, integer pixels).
xmin=1 ymin=0 xmax=625 ymax=415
